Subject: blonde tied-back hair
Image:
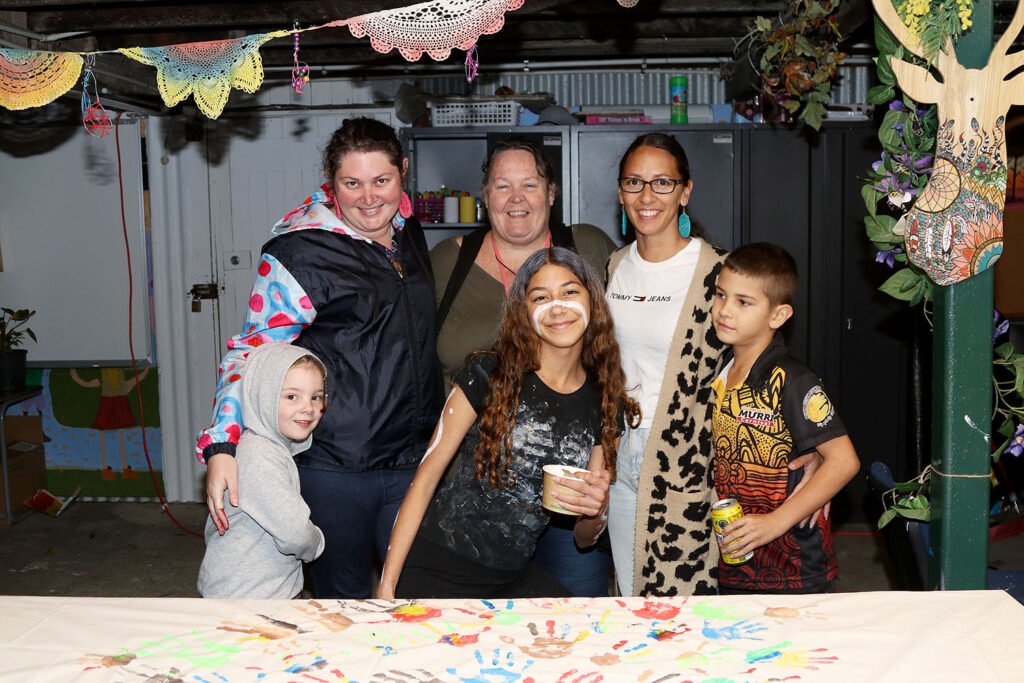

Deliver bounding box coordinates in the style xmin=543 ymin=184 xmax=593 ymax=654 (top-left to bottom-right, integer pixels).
xmin=473 ymin=247 xmax=641 ymax=488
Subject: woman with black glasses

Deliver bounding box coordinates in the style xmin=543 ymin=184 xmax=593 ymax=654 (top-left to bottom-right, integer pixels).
xmin=604 ymin=133 xmax=727 ymax=597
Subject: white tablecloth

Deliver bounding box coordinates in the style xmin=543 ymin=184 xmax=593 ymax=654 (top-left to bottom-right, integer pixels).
xmin=1 ymin=591 xmax=1022 ymax=682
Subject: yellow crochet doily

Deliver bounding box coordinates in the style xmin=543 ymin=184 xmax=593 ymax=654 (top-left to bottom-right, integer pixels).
xmin=0 ymin=49 xmax=83 ymax=111
xmin=120 ymin=31 xmax=287 ymax=118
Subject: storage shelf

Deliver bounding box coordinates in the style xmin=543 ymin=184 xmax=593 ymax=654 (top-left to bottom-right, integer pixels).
xmin=420 ymin=222 xmax=486 ymax=230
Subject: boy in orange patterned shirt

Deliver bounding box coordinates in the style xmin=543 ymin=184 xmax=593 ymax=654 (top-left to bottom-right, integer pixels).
xmin=710 ymin=243 xmax=860 ymax=593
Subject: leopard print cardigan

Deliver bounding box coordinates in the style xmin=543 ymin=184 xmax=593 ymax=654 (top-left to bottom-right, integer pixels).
xmin=608 ymin=238 xmax=726 ymax=596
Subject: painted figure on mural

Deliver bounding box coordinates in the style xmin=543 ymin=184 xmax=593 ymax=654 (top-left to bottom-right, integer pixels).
xmin=69 ymin=367 xmax=149 ymax=478
xmin=48 ymin=365 xmax=159 ymax=482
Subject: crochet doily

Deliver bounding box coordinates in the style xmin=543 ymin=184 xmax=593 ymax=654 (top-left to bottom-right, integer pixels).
xmin=120 ymin=31 xmax=287 ymax=118
xmin=348 ymin=0 xmax=525 ymax=61
xmin=0 ymin=49 xmax=83 ymax=111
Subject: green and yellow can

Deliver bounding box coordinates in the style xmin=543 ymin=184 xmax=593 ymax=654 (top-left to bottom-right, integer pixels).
xmin=711 ymin=498 xmax=753 ymax=565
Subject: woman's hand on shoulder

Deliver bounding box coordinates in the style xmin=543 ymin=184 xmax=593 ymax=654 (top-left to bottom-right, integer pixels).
xmin=206 ymin=453 xmax=239 ymax=535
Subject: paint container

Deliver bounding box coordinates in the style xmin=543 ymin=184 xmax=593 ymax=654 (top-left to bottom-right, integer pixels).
xmin=670 ymin=76 xmax=688 ymax=124
xmin=541 ymin=465 xmax=589 ymax=515
xmin=443 ymin=195 xmax=460 ymax=223
xmin=711 ymin=498 xmax=753 ymax=564
xmin=459 ymin=195 xmax=476 ymax=223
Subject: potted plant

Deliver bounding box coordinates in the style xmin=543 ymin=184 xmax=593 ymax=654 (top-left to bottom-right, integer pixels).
xmin=727 ymin=0 xmax=847 ymax=130
xmin=0 ymin=308 xmax=37 ymax=392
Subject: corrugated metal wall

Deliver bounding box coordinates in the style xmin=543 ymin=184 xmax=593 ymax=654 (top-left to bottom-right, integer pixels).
xmin=255 ymin=63 xmax=872 ymax=110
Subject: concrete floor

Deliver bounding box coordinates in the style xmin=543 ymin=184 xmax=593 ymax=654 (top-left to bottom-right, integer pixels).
xmin=0 ymin=501 xmax=887 ymax=597
xmin=0 ymin=501 xmax=1020 ymax=598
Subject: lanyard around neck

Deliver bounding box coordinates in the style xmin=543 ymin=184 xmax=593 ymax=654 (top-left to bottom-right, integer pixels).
xmin=489 ymin=230 xmax=552 ymax=295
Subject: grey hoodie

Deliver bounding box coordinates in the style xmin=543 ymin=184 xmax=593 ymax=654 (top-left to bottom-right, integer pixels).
xmin=198 ymin=342 xmax=326 ymax=598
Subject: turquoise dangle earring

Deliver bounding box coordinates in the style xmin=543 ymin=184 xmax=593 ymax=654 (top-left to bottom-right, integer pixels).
xmin=678 ymin=207 xmax=691 ymax=238
xmin=621 ymin=208 xmax=628 ymax=237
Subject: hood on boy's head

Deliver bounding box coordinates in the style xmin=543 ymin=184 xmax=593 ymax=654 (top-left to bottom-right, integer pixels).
xmin=240 ymin=342 xmax=324 ymax=452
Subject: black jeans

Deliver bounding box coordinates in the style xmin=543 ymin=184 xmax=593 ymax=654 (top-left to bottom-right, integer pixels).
xmin=397 ymin=536 xmax=571 ymax=599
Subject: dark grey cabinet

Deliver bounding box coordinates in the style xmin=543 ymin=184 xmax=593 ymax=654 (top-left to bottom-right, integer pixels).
xmin=405 ymin=122 xmax=910 ymax=523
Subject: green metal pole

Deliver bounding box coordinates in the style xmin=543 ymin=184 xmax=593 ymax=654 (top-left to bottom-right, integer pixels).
xmin=928 ymin=0 xmax=993 ymax=591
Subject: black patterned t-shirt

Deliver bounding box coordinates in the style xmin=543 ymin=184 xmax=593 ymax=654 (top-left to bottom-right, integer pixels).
xmin=711 ymin=335 xmax=847 ymax=592
xmin=418 ymin=354 xmax=602 ymax=571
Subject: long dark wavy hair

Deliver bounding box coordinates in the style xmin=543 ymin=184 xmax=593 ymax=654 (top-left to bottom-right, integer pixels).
xmin=473 ymin=247 xmax=641 ymax=488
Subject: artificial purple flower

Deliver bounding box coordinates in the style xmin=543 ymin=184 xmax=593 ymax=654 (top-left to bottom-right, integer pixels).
xmin=875 ymin=249 xmax=899 ymax=268
xmin=875 ymin=174 xmax=913 ymax=207
xmin=995 ymin=310 xmax=1010 ymax=339
xmin=1006 ymin=423 xmax=1024 ymax=457
xmin=892 ymin=152 xmax=933 ymax=174
xmin=872 ymin=152 xmax=887 ymax=174
xmin=889 ymin=100 xmax=906 ymax=111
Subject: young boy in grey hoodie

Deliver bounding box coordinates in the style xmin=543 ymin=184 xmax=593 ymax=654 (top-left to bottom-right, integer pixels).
xmin=198 ymin=342 xmax=326 ymax=598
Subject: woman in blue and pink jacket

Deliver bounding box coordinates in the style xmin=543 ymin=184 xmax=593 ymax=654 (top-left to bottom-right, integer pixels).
xmin=198 ymin=117 xmax=439 ymax=598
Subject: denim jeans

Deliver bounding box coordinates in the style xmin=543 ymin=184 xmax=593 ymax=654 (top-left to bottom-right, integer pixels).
xmin=298 ymin=466 xmax=415 ymax=599
xmin=607 ymin=425 xmax=650 ymax=596
xmin=532 ymin=520 xmax=612 ymax=597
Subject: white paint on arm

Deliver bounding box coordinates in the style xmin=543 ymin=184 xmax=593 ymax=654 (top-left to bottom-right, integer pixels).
xmin=420 ymin=386 xmax=458 ymax=464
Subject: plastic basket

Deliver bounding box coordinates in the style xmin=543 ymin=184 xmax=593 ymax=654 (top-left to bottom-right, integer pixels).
xmin=430 ymin=101 xmax=520 ymax=127
xmin=413 ymin=198 xmax=446 ymax=223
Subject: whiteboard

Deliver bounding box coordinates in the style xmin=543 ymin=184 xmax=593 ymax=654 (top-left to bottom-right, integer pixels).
xmin=0 ymin=120 xmax=150 ymax=366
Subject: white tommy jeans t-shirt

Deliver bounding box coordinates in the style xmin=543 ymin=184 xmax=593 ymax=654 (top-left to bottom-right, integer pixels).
xmin=606 ymin=238 xmax=701 ymax=428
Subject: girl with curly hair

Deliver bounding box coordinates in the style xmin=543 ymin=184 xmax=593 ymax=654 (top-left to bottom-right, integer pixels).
xmin=378 ymin=246 xmax=640 ymax=599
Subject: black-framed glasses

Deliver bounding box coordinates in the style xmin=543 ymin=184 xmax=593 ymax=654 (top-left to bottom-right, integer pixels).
xmin=618 ymin=177 xmax=687 ymax=194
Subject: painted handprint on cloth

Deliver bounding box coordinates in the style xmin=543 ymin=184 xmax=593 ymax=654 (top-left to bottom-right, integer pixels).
xmin=372 ymin=670 xmax=446 ymax=683
xmin=500 ymin=620 xmax=589 ymax=658
xmin=691 ymin=599 xmax=749 ymax=622
xmin=447 ymin=647 xmax=536 ymax=682
xmin=292 ymin=599 xmax=355 ymax=632
xmin=763 ymin=604 xmax=826 ymax=622
xmin=701 ymin=619 xmax=767 ymax=640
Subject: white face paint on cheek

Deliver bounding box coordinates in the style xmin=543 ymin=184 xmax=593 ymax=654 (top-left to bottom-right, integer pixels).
xmin=421 ymin=387 xmax=457 ymax=464
xmin=531 ymin=299 xmax=589 ymax=335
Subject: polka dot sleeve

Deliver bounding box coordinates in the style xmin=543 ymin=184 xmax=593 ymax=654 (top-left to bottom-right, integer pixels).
xmin=195 ymin=253 xmax=318 ymax=462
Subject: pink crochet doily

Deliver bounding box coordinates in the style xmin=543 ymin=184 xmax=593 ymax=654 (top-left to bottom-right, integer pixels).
xmin=348 ymin=0 xmax=525 ymax=61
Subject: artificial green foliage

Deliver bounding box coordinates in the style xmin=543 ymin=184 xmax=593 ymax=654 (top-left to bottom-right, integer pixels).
xmin=862 ymin=16 xmax=939 ymax=310
xmin=748 ymin=0 xmax=847 ymax=130
xmin=992 ymin=340 xmax=1024 ymax=460
xmin=878 ymin=468 xmax=933 ymax=529
xmin=895 ymin=0 xmax=974 ymax=64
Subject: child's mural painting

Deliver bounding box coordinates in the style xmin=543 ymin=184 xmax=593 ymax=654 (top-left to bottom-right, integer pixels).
xmin=12 ymin=366 xmax=162 ymax=498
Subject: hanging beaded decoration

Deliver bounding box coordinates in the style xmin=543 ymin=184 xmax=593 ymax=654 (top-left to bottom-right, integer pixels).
xmin=464 ymin=44 xmax=479 ymax=83
xmin=80 ymin=55 xmax=113 ymax=137
xmin=291 ymin=22 xmax=310 ymax=94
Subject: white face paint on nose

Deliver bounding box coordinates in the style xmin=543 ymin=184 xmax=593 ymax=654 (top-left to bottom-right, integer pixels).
xmin=532 ymin=299 xmax=589 ymax=335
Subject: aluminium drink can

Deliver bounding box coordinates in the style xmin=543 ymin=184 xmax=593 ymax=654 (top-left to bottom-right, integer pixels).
xmin=711 ymin=498 xmax=753 ymax=565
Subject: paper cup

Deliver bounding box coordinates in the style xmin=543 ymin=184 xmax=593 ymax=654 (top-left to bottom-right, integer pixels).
xmin=542 ymin=464 xmax=589 ymax=515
